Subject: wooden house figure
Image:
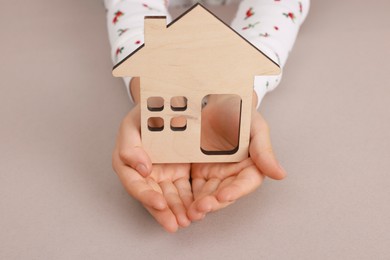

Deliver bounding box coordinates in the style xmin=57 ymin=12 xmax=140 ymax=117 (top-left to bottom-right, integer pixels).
xmin=113 ymin=4 xmax=280 ymax=163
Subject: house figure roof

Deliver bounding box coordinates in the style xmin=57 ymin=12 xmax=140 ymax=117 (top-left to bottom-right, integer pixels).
xmin=112 ymin=3 xmax=280 ymax=87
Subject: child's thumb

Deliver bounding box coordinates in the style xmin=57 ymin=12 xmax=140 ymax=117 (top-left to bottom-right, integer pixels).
xmin=119 ymin=146 xmax=152 ymax=178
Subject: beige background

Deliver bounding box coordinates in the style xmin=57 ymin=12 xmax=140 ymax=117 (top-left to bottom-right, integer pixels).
xmin=1 ymin=0 xmax=390 ymax=259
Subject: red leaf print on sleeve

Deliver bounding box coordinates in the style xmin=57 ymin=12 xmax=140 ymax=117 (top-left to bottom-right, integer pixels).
xmin=116 ymin=47 xmax=124 ymax=57
xmin=245 ymin=7 xmax=255 ymax=20
xmin=283 ymin=12 xmax=296 ymax=22
xmin=113 ymin=11 xmax=124 ymax=24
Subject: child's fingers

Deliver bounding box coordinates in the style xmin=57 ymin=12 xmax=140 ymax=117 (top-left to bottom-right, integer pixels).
xmin=188 ymin=195 xmax=232 ymax=221
xmin=250 ymin=113 xmax=287 ymax=180
xmin=144 ymin=205 xmax=179 ymax=233
xmin=187 ymin=178 xmax=230 ymax=221
xmin=187 ymin=198 xmax=207 ymax=221
xmin=191 ymin=178 xmax=207 ymax=200
xmin=194 ymin=177 xmax=221 ymax=200
xmin=115 ymin=164 xmax=167 ymax=210
xmin=118 ymin=146 xmax=152 ymax=177
xmin=160 ymin=180 xmax=191 ymax=228
xmin=216 ymin=165 xmax=264 ymax=202
xmin=187 ymin=180 xmax=214 ymax=221
xmin=174 ymin=177 xmax=194 ymax=210
xmin=196 ymin=196 xmax=219 ymax=213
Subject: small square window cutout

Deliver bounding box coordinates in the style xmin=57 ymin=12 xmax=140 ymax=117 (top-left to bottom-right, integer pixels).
xmin=147 ymin=97 xmax=164 ymax=111
xmin=170 ymin=116 xmax=187 ymax=131
xmin=148 ymin=117 xmax=164 ymax=131
xmin=170 ymin=96 xmax=187 ymax=111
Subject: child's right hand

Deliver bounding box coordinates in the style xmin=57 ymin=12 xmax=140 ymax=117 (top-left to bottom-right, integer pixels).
xmin=112 ymin=104 xmax=193 ymax=233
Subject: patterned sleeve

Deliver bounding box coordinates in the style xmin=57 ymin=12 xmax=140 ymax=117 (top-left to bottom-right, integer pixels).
xmin=231 ymin=0 xmax=310 ymax=107
xmin=104 ymin=0 xmax=170 ymax=102
xmin=105 ymin=0 xmax=309 ymax=105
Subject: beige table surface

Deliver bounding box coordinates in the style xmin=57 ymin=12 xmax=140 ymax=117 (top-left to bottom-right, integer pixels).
xmin=1 ymin=1 xmax=390 ymax=259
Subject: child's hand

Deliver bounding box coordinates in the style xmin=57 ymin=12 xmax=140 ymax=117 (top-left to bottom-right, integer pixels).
xmin=112 ymin=104 xmax=192 ymax=233
xmin=187 ymin=93 xmax=286 ymax=220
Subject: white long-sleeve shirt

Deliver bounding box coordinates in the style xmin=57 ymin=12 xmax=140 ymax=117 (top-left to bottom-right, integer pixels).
xmin=104 ymin=0 xmax=309 ymax=106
